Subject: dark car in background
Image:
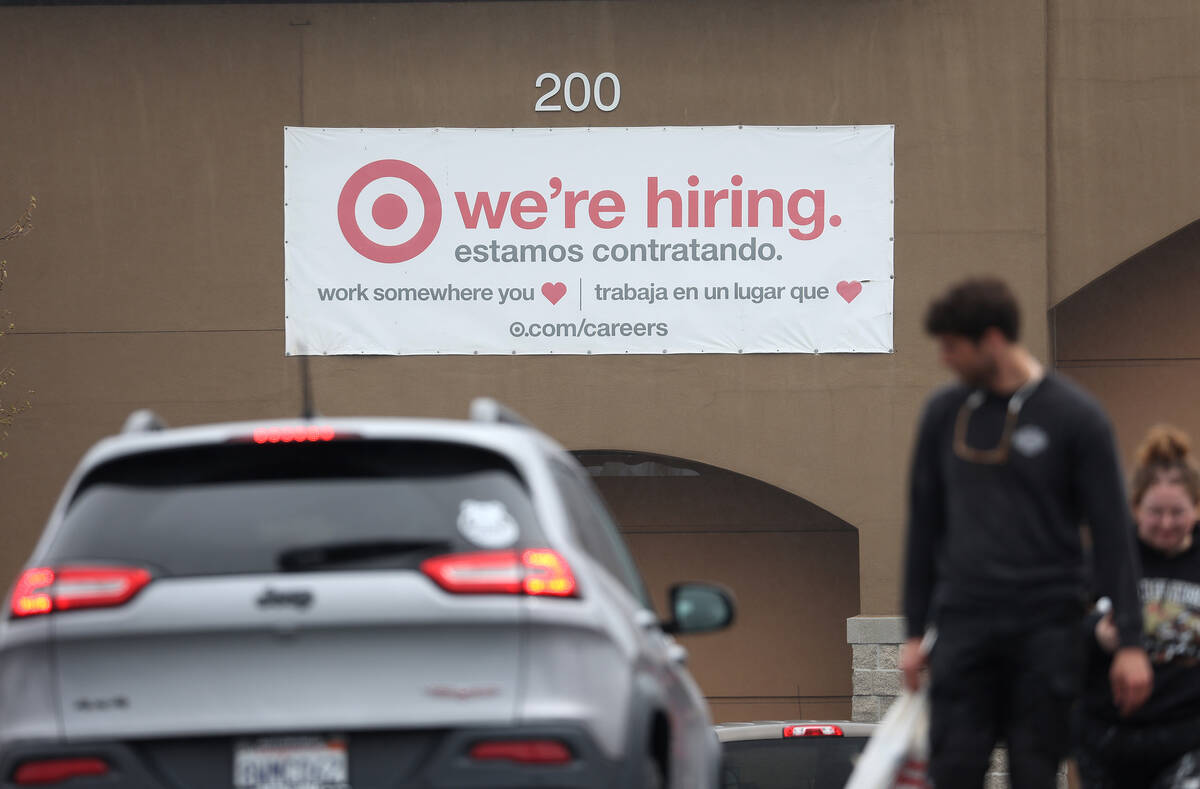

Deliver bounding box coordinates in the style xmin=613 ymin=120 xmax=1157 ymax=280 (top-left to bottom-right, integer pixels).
xmin=716 ymin=721 xmax=876 ymax=789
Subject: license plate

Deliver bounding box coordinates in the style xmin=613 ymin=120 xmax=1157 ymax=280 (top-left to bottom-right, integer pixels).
xmin=233 ymin=736 xmax=349 ymax=789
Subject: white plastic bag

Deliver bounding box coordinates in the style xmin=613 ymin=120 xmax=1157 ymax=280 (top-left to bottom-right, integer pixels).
xmin=844 ymin=688 xmax=931 ymax=789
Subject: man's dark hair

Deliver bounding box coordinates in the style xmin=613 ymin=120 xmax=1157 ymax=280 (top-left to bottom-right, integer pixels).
xmin=924 ymin=278 xmax=1021 ymax=342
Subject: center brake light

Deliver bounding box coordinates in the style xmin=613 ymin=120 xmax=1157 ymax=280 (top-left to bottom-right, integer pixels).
xmin=251 ymin=425 xmax=338 ymax=444
xmin=784 ymin=724 xmax=844 ymax=738
xmin=10 ymin=567 xmax=152 ymax=619
xmin=421 ymin=549 xmax=577 ymax=597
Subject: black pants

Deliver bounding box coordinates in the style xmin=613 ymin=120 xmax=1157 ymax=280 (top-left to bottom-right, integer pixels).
xmin=929 ymin=609 xmax=1083 ymax=789
xmin=1076 ymin=713 xmax=1200 ymax=789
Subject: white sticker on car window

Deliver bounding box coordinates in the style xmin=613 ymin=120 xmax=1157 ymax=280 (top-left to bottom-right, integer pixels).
xmin=457 ymin=500 xmax=520 ymax=549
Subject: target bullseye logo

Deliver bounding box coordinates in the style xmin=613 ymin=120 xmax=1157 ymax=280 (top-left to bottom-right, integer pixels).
xmin=337 ymin=160 xmax=441 ymax=263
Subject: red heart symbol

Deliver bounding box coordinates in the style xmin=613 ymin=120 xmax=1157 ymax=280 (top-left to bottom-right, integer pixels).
xmin=837 ymin=280 xmax=863 ymax=303
xmin=541 ymin=282 xmax=567 ymax=305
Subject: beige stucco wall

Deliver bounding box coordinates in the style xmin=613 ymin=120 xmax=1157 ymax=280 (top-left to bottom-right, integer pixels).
xmin=1048 ymin=0 xmax=1200 ymax=304
xmin=18 ymin=0 xmax=1186 ymax=622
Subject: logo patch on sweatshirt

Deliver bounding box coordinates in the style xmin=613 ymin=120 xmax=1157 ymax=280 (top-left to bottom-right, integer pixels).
xmin=1012 ymin=425 xmax=1049 ymax=457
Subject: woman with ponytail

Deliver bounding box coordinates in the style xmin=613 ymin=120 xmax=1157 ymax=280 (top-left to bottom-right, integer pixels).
xmin=1077 ymin=425 xmax=1200 ymax=788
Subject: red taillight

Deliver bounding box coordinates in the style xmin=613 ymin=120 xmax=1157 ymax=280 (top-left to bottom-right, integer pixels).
xmin=10 ymin=567 xmax=152 ymax=618
xmin=251 ymin=425 xmax=337 ymax=444
xmin=11 ymin=568 xmax=54 ymax=617
xmin=54 ymin=567 xmax=153 ymax=612
xmin=13 ymin=757 xmax=109 ymax=785
xmin=468 ymin=740 xmax=572 ymax=765
xmin=520 ymin=549 xmax=576 ymax=597
xmin=420 ymin=549 xmax=577 ymax=597
xmin=421 ymin=551 xmax=522 ymax=594
xmin=783 ymin=724 xmax=844 ymax=738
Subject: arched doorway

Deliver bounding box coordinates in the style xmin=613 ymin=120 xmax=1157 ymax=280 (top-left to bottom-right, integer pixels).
xmin=573 ymin=450 xmax=861 ymax=723
xmin=1053 ymin=218 xmax=1200 ymax=458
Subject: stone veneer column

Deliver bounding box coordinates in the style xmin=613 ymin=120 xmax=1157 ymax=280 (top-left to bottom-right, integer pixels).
xmin=845 ymin=616 xmax=1067 ymax=789
xmin=847 ymin=615 xmax=906 ymax=723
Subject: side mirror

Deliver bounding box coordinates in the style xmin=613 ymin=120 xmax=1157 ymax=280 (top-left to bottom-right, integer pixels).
xmin=662 ymin=582 xmax=735 ymax=635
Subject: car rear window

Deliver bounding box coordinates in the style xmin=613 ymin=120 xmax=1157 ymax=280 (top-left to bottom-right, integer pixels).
xmin=720 ymin=737 xmax=870 ymax=789
xmin=44 ymin=440 xmax=542 ymax=577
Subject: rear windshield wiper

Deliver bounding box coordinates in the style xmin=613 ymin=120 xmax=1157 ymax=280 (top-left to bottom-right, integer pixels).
xmin=277 ymin=539 xmax=451 ymax=572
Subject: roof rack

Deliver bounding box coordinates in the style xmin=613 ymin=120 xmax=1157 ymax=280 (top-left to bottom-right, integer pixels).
xmin=469 ymin=398 xmax=531 ymax=428
xmin=121 ymin=409 xmax=167 ymax=434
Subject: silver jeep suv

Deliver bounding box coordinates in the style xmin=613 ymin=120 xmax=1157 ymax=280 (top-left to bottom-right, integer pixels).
xmin=0 ymin=400 xmax=734 ymax=789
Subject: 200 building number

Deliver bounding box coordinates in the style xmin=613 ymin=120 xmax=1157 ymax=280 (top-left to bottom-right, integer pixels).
xmin=535 ymin=72 xmax=620 ymax=113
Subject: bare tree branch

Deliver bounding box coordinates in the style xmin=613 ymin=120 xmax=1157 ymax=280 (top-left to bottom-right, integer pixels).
xmin=0 ymin=196 xmax=36 ymax=243
xmin=0 ymin=195 xmax=38 ymax=459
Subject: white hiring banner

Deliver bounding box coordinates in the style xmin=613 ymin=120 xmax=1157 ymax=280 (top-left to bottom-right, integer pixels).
xmin=284 ymin=126 xmax=893 ymax=355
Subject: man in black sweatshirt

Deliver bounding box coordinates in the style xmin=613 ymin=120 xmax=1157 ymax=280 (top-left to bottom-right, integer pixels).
xmin=899 ymin=278 xmax=1153 ymax=788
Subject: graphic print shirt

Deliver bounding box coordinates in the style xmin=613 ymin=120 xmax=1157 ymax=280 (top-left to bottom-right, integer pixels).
xmin=1085 ymin=534 xmax=1200 ymax=724
xmin=1135 ymin=537 xmax=1200 ymax=722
